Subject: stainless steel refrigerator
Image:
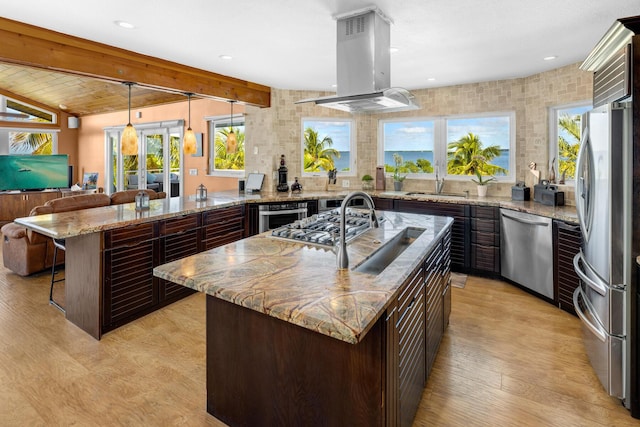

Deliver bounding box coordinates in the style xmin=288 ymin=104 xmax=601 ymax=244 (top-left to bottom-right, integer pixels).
xmin=573 ymin=101 xmax=633 ymax=408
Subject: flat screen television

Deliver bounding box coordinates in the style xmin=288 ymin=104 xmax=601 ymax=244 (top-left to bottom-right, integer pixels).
xmin=0 ymin=154 xmax=69 ymax=191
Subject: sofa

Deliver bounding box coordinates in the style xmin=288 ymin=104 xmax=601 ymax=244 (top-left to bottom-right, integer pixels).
xmin=1 ymin=189 xmax=166 ymax=276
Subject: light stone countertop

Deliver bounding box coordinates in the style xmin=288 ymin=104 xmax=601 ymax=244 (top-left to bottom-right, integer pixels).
xmin=13 ymin=189 xmax=577 ymax=240
xmin=154 ymin=211 xmax=454 ymax=344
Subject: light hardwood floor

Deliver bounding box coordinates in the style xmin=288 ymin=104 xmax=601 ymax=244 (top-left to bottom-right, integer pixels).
xmin=0 ymin=249 xmax=636 ymax=426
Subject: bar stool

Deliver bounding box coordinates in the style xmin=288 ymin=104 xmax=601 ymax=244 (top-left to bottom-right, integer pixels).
xmin=49 ymin=238 xmax=66 ymax=313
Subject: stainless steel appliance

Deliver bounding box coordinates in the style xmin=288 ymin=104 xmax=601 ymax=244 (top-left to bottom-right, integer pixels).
xmin=270 ymin=208 xmax=381 ymax=249
xmin=500 ymin=209 xmax=553 ymax=299
xmin=258 ymin=202 xmax=307 ymax=233
xmin=573 ymin=101 xmax=632 ymax=405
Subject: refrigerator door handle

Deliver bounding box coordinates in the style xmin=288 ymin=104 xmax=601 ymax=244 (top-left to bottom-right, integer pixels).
xmin=573 ymin=287 xmax=607 ymax=342
xmin=573 ymin=251 xmax=608 ymax=297
xmin=575 ymin=125 xmax=591 ymax=241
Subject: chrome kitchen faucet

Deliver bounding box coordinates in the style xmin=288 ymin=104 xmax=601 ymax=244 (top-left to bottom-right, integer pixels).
xmin=336 ymin=191 xmax=379 ymax=270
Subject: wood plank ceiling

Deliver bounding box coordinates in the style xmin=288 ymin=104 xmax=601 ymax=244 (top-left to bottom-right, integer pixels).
xmin=0 ymin=62 xmax=186 ymax=117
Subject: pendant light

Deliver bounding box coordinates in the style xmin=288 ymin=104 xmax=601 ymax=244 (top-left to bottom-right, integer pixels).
xmin=183 ymin=93 xmax=197 ymax=155
xmin=121 ymin=82 xmax=138 ymax=155
xmin=226 ymin=100 xmax=237 ymax=154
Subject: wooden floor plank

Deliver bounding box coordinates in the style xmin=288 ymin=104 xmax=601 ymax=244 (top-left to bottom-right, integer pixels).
xmin=0 ymin=244 xmax=635 ymax=426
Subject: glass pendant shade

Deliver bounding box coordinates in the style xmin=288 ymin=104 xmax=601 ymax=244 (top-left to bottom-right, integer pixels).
xmin=226 ymin=100 xmax=237 ymax=154
xmin=183 ymin=128 xmax=197 ymax=154
xmin=121 ymin=82 xmax=138 ymax=155
xmin=226 ymin=130 xmax=237 ymax=154
xmin=121 ymin=123 xmax=138 ymax=155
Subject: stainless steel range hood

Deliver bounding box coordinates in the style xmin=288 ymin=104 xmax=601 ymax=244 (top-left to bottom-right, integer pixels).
xmin=297 ymin=7 xmax=419 ymax=114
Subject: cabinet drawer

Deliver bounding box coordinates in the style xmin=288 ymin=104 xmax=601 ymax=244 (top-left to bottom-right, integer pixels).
xmin=203 ymin=205 xmax=244 ymax=226
xmin=104 ymin=222 xmax=156 ymax=249
xmin=470 ymin=244 xmax=500 ymax=273
xmin=160 ymin=213 xmax=200 ymax=236
xmin=470 ymin=205 xmax=499 ymax=219
xmin=471 ymin=218 xmax=499 ymax=233
xmin=203 ymin=229 xmax=244 ymax=250
xmin=472 ymin=230 xmax=500 ymax=246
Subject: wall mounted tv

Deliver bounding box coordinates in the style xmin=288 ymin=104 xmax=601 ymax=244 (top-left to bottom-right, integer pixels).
xmin=0 ymin=154 xmax=69 ymax=191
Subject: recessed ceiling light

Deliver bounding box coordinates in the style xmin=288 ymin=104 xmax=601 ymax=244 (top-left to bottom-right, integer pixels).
xmin=331 ymin=84 xmax=338 ymax=88
xmin=219 ymin=55 xmax=233 ymax=60
xmin=58 ymin=104 xmax=68 ymax=110
xmin=543 ymin=56 xmax=558 ymax=61
xmin=389 ymin=47 xmax=399 ymax=53
xmin=114 ymin=20 xmax=136 ymax=29
xmin=427 ymin=77 xmax=436 ymax=81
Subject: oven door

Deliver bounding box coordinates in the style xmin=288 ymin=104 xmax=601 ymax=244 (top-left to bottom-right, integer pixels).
xmin=258 ymin=206 xmax=308 ymax=232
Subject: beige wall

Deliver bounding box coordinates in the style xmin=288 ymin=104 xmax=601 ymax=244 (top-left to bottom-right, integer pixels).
xmin=245 ymin=62 xmax=592 ymax=202
xmin=77 ymin=98 xmax=244 ymax=194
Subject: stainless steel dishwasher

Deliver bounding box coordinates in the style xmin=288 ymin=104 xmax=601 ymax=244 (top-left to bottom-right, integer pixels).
xmin=500 ymin=209 xmax=553 ymax=299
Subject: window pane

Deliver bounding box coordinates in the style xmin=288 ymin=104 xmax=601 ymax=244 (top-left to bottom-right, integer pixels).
xmin=381 ymin=120 xmax=434 ymax=174
xmin=556 ymin=105 xmax=589 ymax=181
xmin=213 ymin=119 xmax=245 ymax=171
xmin=9 ymin=131 xmax=54 ymax=154
xmin=2 ymin=96 xmax=56 ymax=124
xmin=446 ymin=116 xmax=511 ymax=176
xmin=302 ymin=120 xmax=351 ymax=173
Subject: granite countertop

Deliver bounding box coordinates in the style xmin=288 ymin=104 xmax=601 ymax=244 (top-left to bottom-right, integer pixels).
xmin=13 ymin=189 xmax=577 ymax=240
xmin=154 ymin=211 xmax=453 ymax=344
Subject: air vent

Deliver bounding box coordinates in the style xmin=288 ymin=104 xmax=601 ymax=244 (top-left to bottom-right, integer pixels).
xmin=344 ymin=15 xmax=366 ymax=36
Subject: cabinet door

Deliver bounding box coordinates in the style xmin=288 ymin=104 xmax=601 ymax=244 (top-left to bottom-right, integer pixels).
xmin=103 ymin=222 xmax=158 ymax=331
xmin=553 ymin=220 xmax=582 ymax=314
xmin=384 ymin=304 xmax=398 ymax=427
xmin=159 ymin=214 xmax=200 ymax=301
xmin=0 ymin=193 xmax=26 ymax=223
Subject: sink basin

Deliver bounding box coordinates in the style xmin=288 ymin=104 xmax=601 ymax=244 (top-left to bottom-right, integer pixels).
xmin=405 ymin=191 xmax=468 ymax=198
xmin=353 ymin=227 xmax=425 ymax=275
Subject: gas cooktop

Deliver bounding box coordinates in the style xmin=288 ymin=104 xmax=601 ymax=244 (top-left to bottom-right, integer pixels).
xmin=270 ymin=208 xmax=382 ymax=249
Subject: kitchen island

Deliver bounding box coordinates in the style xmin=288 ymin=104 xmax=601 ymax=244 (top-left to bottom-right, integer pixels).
xmin=154 ymin=209 xmax=453 ymax=426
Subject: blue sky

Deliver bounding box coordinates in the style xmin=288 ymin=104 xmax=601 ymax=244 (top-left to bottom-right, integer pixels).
xmin=303 ymin=120 xmax=351 ymax=151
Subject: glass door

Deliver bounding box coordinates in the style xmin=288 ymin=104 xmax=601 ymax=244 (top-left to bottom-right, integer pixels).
xmin=105 ymin=120 xmax=184 ymax=197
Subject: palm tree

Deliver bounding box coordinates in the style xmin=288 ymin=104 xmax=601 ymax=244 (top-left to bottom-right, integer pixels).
xmin=215 ymin=127 xmax=245 ymax=170
xmin=558 ymin=113 xmax=581 ymax=179
xmin=447 ymin=132 xmax=507 ymax=176
xmin=303 ymin=127 xmax=340 ymax=172
xmin=10 ymin=132 xmax=52 ymax=154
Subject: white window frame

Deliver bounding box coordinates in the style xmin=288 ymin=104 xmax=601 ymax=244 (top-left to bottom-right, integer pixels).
xmin=377 ymin=116 xmax=438 ymax=179
xmin=301 ymin=117 xmax=356 ymax=178
xmin=548 ymin=101 xmax=591 ymax=185
xmin=378 ymin=111 xmax=516 ymax=182
xmin=207 ymin=113 xmax=245 ymax=177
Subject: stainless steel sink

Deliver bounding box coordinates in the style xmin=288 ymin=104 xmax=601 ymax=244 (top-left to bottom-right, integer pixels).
xmin=353 ymin=227 xmax=425 ymax=275
xmin=405 ymin=191 xmax=469 ymax=198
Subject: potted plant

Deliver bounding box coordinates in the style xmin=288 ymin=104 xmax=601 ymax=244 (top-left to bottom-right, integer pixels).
xmin=393 ymin=153 xmax=406 ymax=191
xmin=471 ymin=170 xmax=496 ymax=197
xmin=361 ymin=174 xmax=374 ymax=191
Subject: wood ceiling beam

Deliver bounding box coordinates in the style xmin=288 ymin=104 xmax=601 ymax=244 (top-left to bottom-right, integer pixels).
xmin=0 ymin=17 xmax=271 ymax=108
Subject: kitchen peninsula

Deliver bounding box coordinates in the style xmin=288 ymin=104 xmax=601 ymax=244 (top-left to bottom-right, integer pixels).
xmin=154 ymin=208 xmax=453 ymax=426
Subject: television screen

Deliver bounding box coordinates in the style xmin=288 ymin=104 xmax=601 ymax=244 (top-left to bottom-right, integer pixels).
xmin=0 ymin=154 xmax=69 ymax=191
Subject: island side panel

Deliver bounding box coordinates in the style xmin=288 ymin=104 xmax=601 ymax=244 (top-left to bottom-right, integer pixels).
xmin=206 ymin=295 xmax=385 ymax=427
xmin=64 ymin=232 xmax=102 ymax=339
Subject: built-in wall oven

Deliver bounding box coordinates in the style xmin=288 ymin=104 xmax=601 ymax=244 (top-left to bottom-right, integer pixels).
xmin=258 ymin=202 xmax=308 ymax=233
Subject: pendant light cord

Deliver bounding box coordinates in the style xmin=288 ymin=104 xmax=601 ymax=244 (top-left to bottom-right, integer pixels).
xmin=127 ymin=82 xmax=132 ymax=124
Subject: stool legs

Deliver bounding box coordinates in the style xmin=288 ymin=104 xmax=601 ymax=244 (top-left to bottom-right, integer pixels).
xmin=49 ymin=240 xmax=65 ymax=313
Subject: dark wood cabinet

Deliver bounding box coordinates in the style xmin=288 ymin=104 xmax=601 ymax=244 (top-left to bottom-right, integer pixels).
xmin=103 ymin=222 xmax=159 ymax=332
xmin=553 ymin=220 xmax=582 ymax=315
xmin=202 ymin=205 xmax=245 ymax=250
xmin=470 ymin=206 xmax=501 ymax=275
xmin=159 ymin=213 xmax=201 ymax=301
xmin=102 ymin=206 xmax=245 ymax=334
xmin=0 ymin=190 xmax=61 ymax=226
xmin=373 ymin=196 xmax=394 ymax=211
xmin=394 ymin=199 xmax=469 ymax=272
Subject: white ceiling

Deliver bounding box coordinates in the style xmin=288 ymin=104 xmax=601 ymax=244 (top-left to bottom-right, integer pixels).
xmin=2 ymin=0 xmax=640 ymax=92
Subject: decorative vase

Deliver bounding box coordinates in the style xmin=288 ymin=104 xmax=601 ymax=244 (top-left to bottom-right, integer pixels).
xmin=477 ymin=185 xmax=488 ymax=197
xmin=394 ymin=181 xmax=403 ymax=191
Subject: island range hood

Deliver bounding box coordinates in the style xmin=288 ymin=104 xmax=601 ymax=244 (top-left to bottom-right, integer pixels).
xmin=296 ymin=7 xmax=419 ymax=114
